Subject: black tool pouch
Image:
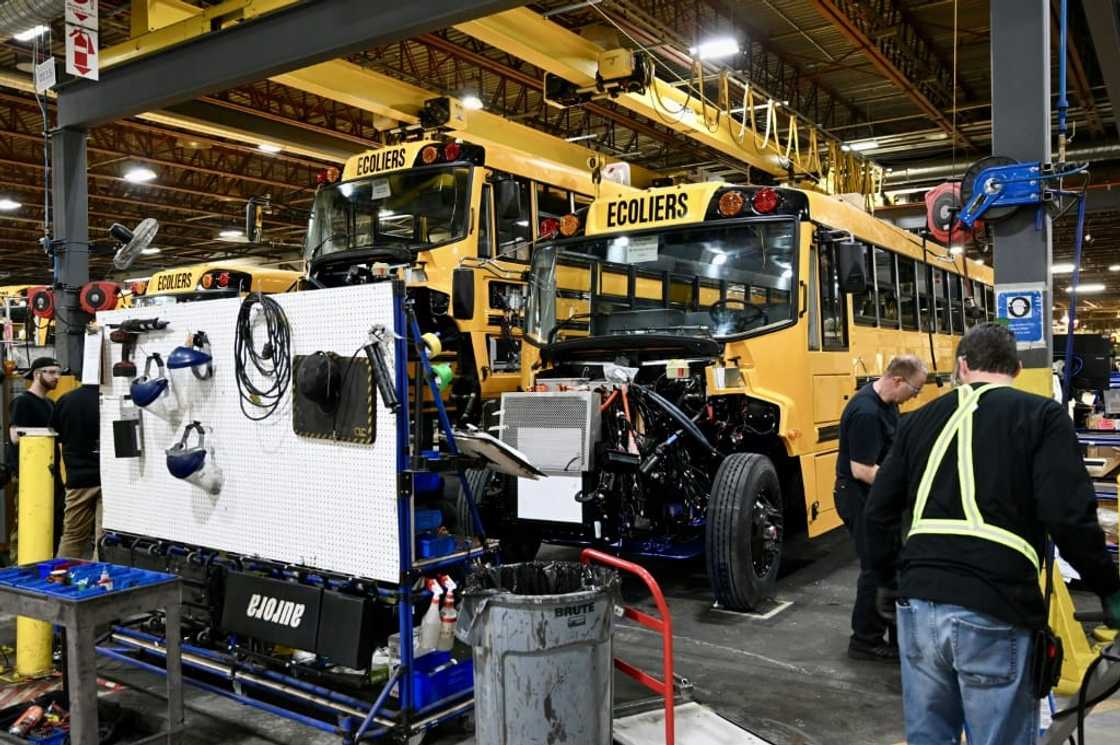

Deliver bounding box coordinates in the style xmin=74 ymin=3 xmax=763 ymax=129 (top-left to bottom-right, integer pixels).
xmin=1030 ymin=539 xmax=1063 ymax=699
xmin=1030 ymin=626 xmax=1064 ymax=698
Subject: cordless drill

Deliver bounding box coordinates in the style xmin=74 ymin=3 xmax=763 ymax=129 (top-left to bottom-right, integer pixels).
xmin=109 ymin=318 xmax=168 ymax=377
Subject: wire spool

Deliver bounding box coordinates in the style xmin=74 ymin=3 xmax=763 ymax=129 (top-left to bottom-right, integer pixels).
xmin=422 ymin=332 xmax=442 ymax=358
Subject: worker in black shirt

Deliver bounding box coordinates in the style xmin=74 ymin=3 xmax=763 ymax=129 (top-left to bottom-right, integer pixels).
xmin=835 ymin=354 xmax=928 ymax=661
xmin=867 ymin=323 xmax=1120 ymax=745
xmin=50 ymin=385 xmax=100 ymax=559
xmin=6 ymin=357 xmax=60 ymax=558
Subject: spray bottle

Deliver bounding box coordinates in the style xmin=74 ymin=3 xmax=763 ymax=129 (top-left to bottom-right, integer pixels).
xmin=419 ymin=578 xmax=443 ymax=654
xmin=437 ymin=575 xmax=458 ymax=652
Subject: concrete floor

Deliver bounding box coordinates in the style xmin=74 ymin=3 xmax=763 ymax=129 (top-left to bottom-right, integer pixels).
xmin=2 ymin=533 xmax=1117 ymax=744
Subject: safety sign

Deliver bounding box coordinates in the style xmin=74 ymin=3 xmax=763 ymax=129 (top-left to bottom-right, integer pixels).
xmin=65 ymin=26 xmax=98 ymax=81
xmin=65 ymin=0 xmax=98 ymax=29
xmin=996 ymin=282 xmax=1046 ymax=349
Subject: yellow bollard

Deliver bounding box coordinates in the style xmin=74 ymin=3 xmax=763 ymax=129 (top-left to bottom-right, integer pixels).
xmin=15 ymin=432 xmax=55 ymax=678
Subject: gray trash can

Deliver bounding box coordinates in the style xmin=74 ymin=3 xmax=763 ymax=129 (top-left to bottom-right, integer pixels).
xmin=457 ymin=561 xmax=620 ymax=745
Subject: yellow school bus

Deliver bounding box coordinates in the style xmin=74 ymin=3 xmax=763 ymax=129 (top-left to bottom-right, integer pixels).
xmin=133 ymin=261 xmax=302 ymax=307
xmin=0 ymin=285 xmax=48 ymax=348
xmin=303 ymin=138 xmax=635 ymax=418
xmin=485 ymin=182 xmax=994 ymax=609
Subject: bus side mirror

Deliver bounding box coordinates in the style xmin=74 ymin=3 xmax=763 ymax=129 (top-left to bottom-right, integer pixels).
xmin=452 ymin=267 xmax=475 ymax=320
xmin=836 ymin=240 xmax=867 ymax=293
xmin=245 ymin=200 xmax=265 ymax=244
xmin=495 ymin=180 xmax=522 ymax=220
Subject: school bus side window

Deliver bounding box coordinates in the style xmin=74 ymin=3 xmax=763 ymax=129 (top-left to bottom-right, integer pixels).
xmin=985 ymin=285 xmax=995 ymax=320
xmin=917 ymin=262 xmax=933 ymax=332
xmin=478 ymin=184 xmax=495 ymax=259
xmin=852 ymin=247 xmax=877 ymax=327
xmin=818 ymin=242 xmax=848 ymax=350
xmin=808 ymin=244 xmax=821 ymax=351
xmin=948 ymin=272 xmax=964 ymax=335
xmin=536 ymin=183 xmax=572 ymax=225
xmin=875 ymin=247 xmax=900 ymax=330
xmin=898 ymin=256 xmax=919 ymax=331
xmin=494 ymin=174 xmax=532 ymax=262
xmin=932 ymin=268 xmax=950 ymax=333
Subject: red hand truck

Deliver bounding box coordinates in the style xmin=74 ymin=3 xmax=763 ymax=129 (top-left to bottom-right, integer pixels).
xmin=581 ymin=548 xmax=676 ymax=745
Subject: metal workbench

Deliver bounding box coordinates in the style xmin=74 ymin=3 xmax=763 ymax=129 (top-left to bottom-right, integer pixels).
xmin=0 ymin=567 xmax=183 ymax=745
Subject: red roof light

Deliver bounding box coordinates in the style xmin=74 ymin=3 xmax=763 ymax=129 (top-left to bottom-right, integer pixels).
xmin=752 ymin=188 xmax=781 ymax=214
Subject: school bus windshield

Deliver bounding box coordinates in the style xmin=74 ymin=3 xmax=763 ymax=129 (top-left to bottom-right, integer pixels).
xmin=304 ymin=166 xmax=471 ymax=261
xmin=527 ymin=218 xmax=798 ymax=345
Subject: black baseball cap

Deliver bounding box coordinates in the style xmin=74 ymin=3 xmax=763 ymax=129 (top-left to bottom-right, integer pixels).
xmin=24 ymin=356 xmax=61 ymax=380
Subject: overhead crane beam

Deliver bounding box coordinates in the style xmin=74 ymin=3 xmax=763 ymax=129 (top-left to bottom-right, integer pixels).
xmin=272 ymin=62 xmax=657 ymax=187
xmin=100 ymin=4 xmax=657 ymax=186
xmin=453 ymin=8 xmax=803 ymax=179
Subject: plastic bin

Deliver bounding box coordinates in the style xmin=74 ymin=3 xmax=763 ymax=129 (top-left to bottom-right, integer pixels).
xmin=408 ymin=650 xmax=474 ymax=710
xmin=457 ymin=561 xmax=620 ymax=745
xmin=414 ymin=509 xmax=443 ymax=533
xmin=417 ymin=535 xmax=456 ymax=559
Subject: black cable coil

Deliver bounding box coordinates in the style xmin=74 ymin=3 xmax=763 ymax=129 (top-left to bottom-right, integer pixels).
xmin=234 ymin=292 xmax=292 ymax=421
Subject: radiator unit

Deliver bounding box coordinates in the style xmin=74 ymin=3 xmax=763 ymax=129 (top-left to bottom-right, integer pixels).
xmin=499 ymin=391 xmax=601 ymax=475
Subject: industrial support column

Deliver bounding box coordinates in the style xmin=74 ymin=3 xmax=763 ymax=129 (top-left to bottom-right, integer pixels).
xmin=51 ymin=128 xmax=90 ymax=377
xmin=991 ymin=0 xmax=1053 ymax=396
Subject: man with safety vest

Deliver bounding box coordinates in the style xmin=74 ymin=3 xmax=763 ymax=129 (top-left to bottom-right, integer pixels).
xmin=866 ymin=323 xmax=1120 ymax=744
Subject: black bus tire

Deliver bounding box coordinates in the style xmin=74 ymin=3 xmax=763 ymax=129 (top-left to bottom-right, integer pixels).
xmin=705 ymin=452 xmax=784 ymax=611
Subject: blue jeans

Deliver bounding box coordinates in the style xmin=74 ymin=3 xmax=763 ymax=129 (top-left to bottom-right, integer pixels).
xmin=896 ymin=599 xmax=1039 ymax=745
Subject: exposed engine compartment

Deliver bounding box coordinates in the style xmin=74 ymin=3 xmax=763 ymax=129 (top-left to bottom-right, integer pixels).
xmin=502 ymin=352 xmax=780 ymax=549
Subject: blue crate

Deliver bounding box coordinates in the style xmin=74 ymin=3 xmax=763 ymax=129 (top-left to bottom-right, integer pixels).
xmin=410 ymin=651 xmax=473 ymax=710
xmin=0 ymin=560 xmax=175 ymax=601
xmin=414 ymin=509 xmax=443 ymax=533
xmin=416 ymin=535 xmax=456 ymax=559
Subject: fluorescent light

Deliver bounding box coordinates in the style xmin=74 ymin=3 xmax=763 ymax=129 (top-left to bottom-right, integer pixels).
xmin=461 ymin=94 xmax=484 ymax=110
xmin=1050 ymin=263 xmax=1076 ymax=274
xmin=565 ymin=134 xmax=598 ymax=143
xmin=141 ymin=247 xmax=161 ymax=255
xmin=257 ymin=143 xmax=282 ymax=153
xmin=1109 ymin=264 xmax=1120 ymax=272
xmin=842 ymin=140 xmax=880 ymax=152
xmin=14 ymin=26 xmax=49 ymax=42
xmin=690 ymin=37 xmax=740 ymax=60
xmin=124 ymin=167 xmax=157 ymax=183
xmin=0 ymin=198 xmax=21 ymax=211
xmin=1066 ymin=283 xmax=1106 ymax=293
xmin=219 ymin=229 xmax=243 ymax=239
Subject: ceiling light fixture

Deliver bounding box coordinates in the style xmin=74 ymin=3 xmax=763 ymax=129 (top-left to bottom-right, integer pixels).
xmin=1050 ymin=263 xmax=1076 ymax=274
xmin=257 ymin=143 xmax=282 ymax=153
xmin=1110 ymin=264 xmax=1120 ymax=272
xmin=14 ymin=26 xmax=49 ymax=42
xmin=842 ymin=140 xmax=880 ymax=152
xmin=461 ymin=94 xmax=484 ymax=111
xmin=0 ymin=198 xmax=21 ymax=211
xmin=141 ymin=247 xmax=161 ymax=255
xmin=1066 ymin=283 xmax=1106 ymax=294
xmin=219 ymin=229 xmax=244 ymax=239
xmin=124 ymin=167 xmax=157 ymax=183
xmin=690 ymin=37 xmax=740 ymax=60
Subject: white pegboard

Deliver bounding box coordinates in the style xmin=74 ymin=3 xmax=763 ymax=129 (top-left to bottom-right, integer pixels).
xmin=98 ymin=283 xmax=401 ymax=582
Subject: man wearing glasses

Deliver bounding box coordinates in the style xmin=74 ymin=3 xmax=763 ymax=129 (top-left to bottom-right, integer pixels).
xmin=835 ymin=354 xmax=928 ymax=661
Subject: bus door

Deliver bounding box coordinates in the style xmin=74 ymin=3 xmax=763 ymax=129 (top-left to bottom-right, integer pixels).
xmin=801 ymin=230 xmax=857 ymax=537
